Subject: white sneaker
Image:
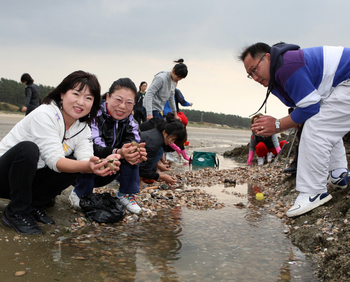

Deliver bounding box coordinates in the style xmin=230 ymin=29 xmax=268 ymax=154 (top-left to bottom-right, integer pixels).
xmin=266 ymin=152 xmax=274 ymax=163
xmin=327 ymin=170 xmax=350 ymax=189
xmin=257 ymin=157 xmax=265 ymax=165
xmin=165 ymin=152 xmax=176 ymax=162
xmin=117 ymin=193 xmax=142 ymax=214
xmin=69 ymin=189 xmax=81 ymax=209
xmin=286 ymin=192 xmax=332 ymax=217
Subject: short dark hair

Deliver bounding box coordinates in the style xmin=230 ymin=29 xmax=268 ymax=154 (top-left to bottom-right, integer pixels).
xmin=41 ymin=70 xmax=101 ymax=123
xmin=156 ymin=119 xmax=187 ymax=143
xmin=108 ymin=78 xmax=137 ymax=97
xmin=20 ymin=73 xmax=34 ymax=85
xmin=238 ymin=42 xmax=271 ymax=61
xmin=173 ymin=59 xmax=188 ymax=78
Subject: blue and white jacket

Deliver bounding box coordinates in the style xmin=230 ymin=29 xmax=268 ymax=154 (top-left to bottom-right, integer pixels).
xmin=270 ymin=44 xmax=350 ymax=124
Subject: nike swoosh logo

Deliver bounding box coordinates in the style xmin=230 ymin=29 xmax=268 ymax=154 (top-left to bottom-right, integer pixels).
xmin=309 ymin=194 xmax=320 ymax=202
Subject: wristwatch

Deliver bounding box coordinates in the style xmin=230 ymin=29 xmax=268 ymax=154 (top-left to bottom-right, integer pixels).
xmin=275 ymin=119 xmax=281 ymax=132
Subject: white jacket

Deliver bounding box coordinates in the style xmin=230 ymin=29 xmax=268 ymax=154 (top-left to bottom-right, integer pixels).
xmin=0 ymin=102 xmax=93 ymax=172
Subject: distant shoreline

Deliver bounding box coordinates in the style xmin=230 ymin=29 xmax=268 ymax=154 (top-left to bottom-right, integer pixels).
xmin=0 ymin=112 xmax=24 ymax=116
xmin=0 ymin=111 xmax=249 ymax=131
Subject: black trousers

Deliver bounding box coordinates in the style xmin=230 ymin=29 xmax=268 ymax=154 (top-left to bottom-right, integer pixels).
xmin=0 ymin=141 xmax=78 ymax=214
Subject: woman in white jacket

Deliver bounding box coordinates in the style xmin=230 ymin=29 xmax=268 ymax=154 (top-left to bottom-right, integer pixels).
xmin=0 ymin=70 xmax=120 ymax=234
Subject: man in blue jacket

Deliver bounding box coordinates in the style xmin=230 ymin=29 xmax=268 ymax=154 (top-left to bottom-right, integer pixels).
xmin=239 ymin=42 xmax=350 ymax=217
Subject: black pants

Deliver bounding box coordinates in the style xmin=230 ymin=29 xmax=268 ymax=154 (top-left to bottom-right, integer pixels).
xmin=74 ymin=160 xmax=140 ymax=198
xmin=292 ymin=123 xmax=304 ymax=163
xmin=134 ymin=109 xmax=146 ymax=125
xmin=0 ymin=141 xmax=78 ymax=214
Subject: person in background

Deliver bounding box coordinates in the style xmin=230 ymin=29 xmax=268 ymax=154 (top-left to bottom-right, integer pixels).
xmin=239 ymin=42 xmax=350 ymax=217
xmin=139 ymin=119 xmax=186 ymax=185
xmin=163 ymin=87 xmax=193 ymax=117
xmin=133 ymin=81 xmax=147 ymax=125
xmin=69 ymin=78 xmax=147 ymax=214
xmin=143 ymin=59 xmax=188 ymax=120
xmin=141 ymin=112 xmax=191 ymax=163
xmin=166 ymin=111 xmax=191 ymax=162
xmin=20 ymin=73 xmax=41 ymax=115
xmin=247 ymin=113 xmax=285 ymax=165
xmin=0 ymin=70 xmax=119 ymax=234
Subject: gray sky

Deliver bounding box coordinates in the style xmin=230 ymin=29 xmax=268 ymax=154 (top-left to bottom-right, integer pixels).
xmin=1 ymin=0 xmax=349 ymax=119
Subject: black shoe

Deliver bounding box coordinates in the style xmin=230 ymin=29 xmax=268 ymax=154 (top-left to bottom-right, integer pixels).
xmin=284 ymin=161 xmax=297 ymax=174
xmin=44 ymin=198 xmax=56 ymax=209
xmin=31 ymin=208 xmax=55 ymax=225
xmin=2 ymin=207 xmax=42 ymax=234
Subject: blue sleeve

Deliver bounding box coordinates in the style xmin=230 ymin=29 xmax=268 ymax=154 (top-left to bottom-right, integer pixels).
xmin=284 ymin=67 xmax=321 ymax=123
xmin=175 ymin=88 xmax=190 ymax=106
xmin=276 ymin=65 xmax=321 ymax=124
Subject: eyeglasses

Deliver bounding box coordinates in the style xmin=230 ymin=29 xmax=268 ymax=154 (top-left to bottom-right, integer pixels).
xmin=109 ymin=95 xmax=134 ymax=108
xmin=247 ymin=54 xmax=266 ymax=79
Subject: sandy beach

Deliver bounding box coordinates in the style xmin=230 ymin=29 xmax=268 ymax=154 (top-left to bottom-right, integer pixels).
xmin=0 ymin=113 xmax=24 ymax=140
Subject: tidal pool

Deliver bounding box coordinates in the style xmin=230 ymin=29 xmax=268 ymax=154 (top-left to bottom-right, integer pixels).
xmin=0 ymin=123 xmax=319 ymax=281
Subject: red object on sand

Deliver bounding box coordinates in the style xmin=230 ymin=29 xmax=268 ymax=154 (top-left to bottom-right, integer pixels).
xmin=178 ymin=112 xmax=188 ymax=126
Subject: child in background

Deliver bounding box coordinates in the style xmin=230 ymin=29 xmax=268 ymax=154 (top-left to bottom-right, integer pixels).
xmin=247 ymin=113 xmax=286 ymax=166
xmin=139 ymin=119 xmax=186 ymax=185
xmin=168 ymin=112 xmax=191 ymax=162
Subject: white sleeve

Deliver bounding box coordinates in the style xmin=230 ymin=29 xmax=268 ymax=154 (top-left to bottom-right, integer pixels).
xmin=73 ymin=126 xmax=94 ymax=161
xmin=29 ymin=110 xmax=66 ymax=172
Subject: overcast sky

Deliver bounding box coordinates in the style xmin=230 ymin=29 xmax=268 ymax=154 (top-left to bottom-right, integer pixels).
xmin=1 ymin=0 xmax=349 ymax=119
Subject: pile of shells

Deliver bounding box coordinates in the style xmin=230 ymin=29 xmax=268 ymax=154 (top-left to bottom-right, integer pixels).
xmin=69 ymin=165 xmax=293 ymax=232
xmin=168 ymin=165 xmax=294 ymax=219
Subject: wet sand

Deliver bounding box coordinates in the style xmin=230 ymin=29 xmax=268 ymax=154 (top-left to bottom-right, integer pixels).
xmin=0 ymin=114 xmax=319 ymax=282
xmin=0 ymin=113 xmax=24 ymax=140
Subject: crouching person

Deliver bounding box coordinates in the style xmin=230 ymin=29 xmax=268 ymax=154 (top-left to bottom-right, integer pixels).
xmin=0 ymin=71 xmax=120 ymax=234
xmin=69 ymin=78 xmax=147 ymax=215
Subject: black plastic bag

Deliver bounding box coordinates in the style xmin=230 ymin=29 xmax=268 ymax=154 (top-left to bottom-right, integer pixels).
xmin=79 ymin=193 xmax=126 ymax=223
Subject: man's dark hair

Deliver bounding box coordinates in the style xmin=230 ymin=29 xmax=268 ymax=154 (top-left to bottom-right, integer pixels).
xmin=238 ymin=42 xmax=271 ymax=61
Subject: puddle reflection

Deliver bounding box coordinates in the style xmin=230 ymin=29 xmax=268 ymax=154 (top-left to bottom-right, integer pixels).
xmin=56 ymin=179 xmax=319 ymax=282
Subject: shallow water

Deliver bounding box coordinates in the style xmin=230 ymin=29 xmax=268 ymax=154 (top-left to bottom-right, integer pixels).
xmin=0 ymin=121 xmax=319 ymax=281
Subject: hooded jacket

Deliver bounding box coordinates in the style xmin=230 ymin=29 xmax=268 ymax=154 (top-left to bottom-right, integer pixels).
xmin=0 ymin=102 xmax=93 ymax=172
xmin=91 ymin=100 xmax=141 ymax=158
xmin=269 ymin=44 xmax=350 ymax=124
xmin=143 ymin=71 xmax=176 ymax=115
